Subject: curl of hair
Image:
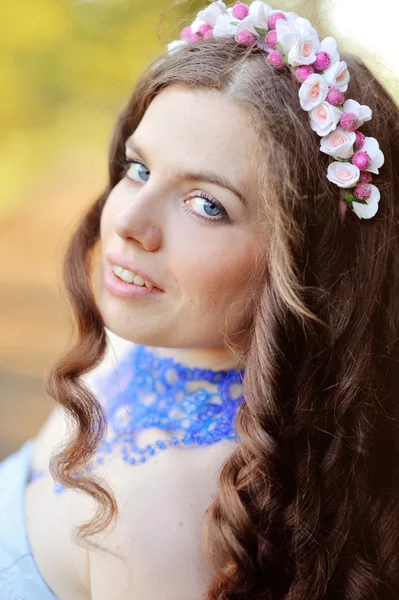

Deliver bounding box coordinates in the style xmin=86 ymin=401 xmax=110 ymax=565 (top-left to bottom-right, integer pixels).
xmin=45 ymin=35 xmax=399 ymax=598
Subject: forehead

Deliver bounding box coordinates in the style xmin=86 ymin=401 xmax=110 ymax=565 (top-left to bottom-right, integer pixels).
xmin=128 ymin=84 xmax=260 ymax=200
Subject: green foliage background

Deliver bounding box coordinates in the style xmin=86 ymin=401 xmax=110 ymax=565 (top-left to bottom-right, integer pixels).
xmin=0 ymin=0 xmax=204 ymax=218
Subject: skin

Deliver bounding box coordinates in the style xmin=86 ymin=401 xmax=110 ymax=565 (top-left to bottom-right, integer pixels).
xmin=99 ymin=84 xmax=265 ymax=371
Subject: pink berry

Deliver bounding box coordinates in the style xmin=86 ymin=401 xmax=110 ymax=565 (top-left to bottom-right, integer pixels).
xmin=198 ymin=23 xmax=212 ymax=35
xmin=236 ymin=30 xmax=256 ymax=46
xmin=267 ymin=51 xmax=285 ymax=70
xmin=359 ymin=172 xmax=372 ymax=184
xmin=189 ymin=32 xmax=202 ymax=42
xmin=326 ymin=87 xmax=345 ymax=106
xmin=340 ymin=113 xmax=360 ymax=132
xmin=354 ymin=184 xmax=372 ymax=200
xmin=296 ymin=65 xmax=314 ymax=82
xmin=265 ymin=29 xmax=277 ymax=48
xmin=232 ymin=2 xmax=249 ymax=19
xmin=180 ymin=26 xmax=192 ymax=41
xmin=354 ymin=131 xmax=365 ymax=151
xmin=313 ymin=52 xmax=331 ymax=71
xmin=268 ymin=11 xmax=286 ymax=30
xmin=202 ymin=28 xmax=214 ymax=39
xmin=352 ymin=151 xmax=371 ymax=170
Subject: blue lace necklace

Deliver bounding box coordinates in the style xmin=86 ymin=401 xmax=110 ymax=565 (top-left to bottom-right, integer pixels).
xmin=29 ymin=343 xmax=245 ymax=494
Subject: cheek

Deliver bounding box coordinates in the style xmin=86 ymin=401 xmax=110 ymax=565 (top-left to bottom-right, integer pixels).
xmin=176 ymin=238 xmax=259 ymax=310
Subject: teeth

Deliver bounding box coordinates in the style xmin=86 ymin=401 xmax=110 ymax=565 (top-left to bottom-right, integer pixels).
xmin=112 ymin=265 xmax=154 ymax=288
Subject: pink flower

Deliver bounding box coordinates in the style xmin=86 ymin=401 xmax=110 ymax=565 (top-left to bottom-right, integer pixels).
xmin=327 ymin=162 xmax=360 ymax=188
xmin=299 ymin=73 xmax=329 ymax=111
xmin=309 ymin=101 xmax=342 ymax=136
xmin=320 ymin=128 xmax=356 ymax=159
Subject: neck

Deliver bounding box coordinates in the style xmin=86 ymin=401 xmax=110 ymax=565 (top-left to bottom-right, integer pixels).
xmin=144 ymin=343 xmax=246 ymax=372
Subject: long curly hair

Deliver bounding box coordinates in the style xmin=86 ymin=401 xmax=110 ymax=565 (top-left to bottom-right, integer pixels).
xmin=44 ymin=31 xmax=399 ymax=599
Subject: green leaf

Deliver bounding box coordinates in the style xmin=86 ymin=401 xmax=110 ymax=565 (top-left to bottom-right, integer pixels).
xmin=336 ymin=106 xmax=344 ymax=112
xmin=281 ymin=54 xmax=289 ymax=66
xmin=253 ymin=26 xmax=268 ymax=39
xmin=275 ymin=41 xmax=283 ymax=53
xmin=343 ymin=192 xmax=355 ymax=206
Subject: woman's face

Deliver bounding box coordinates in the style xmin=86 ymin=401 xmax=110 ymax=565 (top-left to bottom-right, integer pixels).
xmin=99 ymin=84 xmax=264 ymax=369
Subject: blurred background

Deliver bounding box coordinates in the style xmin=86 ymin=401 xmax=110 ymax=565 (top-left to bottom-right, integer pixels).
xmin=1 ymin=0 xmax=398 ymax=459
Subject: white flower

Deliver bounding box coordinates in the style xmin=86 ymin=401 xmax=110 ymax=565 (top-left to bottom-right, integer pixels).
xmin=276 ymin=17 xmax=319 ymax=61
xmin=342 ymin=99 xmax=372 ymax=126
xmin=167 ymin=39 xmax=187 ymax=54
xmin=213 ymin=13 xmax=238 ymax=37
xmin=320 ymin=128 xmax=356 ymax=159
xmin=352 ymin=185 xmax=380 ymax=219
xmin=309 ymin=101 xmax=342 ymax=136
xmin=197 ymin=0 xmax=228 ymax=26
xmin=233 ymin=13 xmax=268 ymax=38
xmin=323 ymin=60 xmax=350 ymax=92
xmin=299 ymin=74 xmax=329 ymax=111
xmin=288 ymin=18 xmax=320 ymax=66
xmin=275 ymin=18 xmax=300 ymax=52
xmin=361 ymin=137 xmax=385 ymax=174
xmin=318 ymin=37 xmax=340 ymax=66
xmin=327 ymin=162 xmax=360 ymax=188
xmin=247 ymin=0 xmax=272 ymax=30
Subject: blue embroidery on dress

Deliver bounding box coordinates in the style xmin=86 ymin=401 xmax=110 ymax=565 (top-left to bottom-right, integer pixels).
xmin=30 ymin=344 xmax=245 ymax=494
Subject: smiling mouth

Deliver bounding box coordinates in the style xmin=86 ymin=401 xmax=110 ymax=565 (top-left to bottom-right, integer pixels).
xmin=111 ymin=264 xmax=157 ymax=289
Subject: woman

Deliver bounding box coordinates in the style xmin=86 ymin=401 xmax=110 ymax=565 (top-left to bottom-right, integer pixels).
xmin=1 ymin=1 xmax=398 ymax=598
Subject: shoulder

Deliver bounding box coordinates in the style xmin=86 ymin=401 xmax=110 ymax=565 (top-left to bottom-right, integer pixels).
xmin=87 ymin=439 xmax=237 ymax=599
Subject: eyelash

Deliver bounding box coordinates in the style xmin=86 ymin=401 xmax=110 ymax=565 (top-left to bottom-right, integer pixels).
xmin=117 ymin=154 xmax=230 ymax=225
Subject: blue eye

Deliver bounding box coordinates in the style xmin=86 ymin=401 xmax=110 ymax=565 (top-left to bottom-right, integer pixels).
xmin=119 ymin=154 xmax=230 ymax=225
xmin=123 ymin=157 xmax=150 ymax=182
xmin=184 ymin=191 xmax=230 ymax=225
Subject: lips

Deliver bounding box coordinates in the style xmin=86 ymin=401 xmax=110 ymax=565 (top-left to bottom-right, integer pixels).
xmin=105 ymin=251 xmax=163 ymax=291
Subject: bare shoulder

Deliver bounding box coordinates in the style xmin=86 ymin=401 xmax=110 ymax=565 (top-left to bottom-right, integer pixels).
xmin=87 ymin=439 xmax=238 ymax=600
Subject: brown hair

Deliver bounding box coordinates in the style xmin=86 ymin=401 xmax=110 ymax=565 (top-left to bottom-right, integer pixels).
xmin=45 ymin=33 xmax=399 ymax=599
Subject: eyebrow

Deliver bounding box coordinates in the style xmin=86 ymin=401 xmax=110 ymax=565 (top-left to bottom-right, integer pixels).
xmin=125 ymin=139 xmax=248 ymax=207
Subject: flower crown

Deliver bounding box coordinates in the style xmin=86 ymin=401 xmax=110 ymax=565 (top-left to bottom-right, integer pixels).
xmin=166 ymin=0 xmax=385 ymax=220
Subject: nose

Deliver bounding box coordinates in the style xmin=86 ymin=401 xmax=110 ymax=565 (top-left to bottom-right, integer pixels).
xmin=114 ymin=182 xmax=163 ymax=252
